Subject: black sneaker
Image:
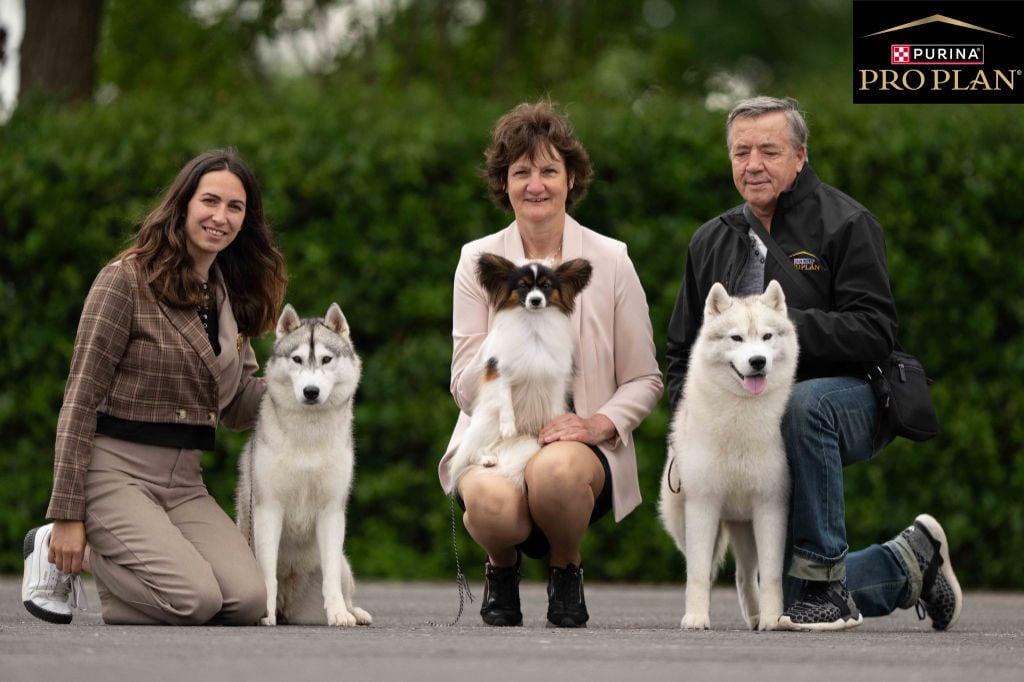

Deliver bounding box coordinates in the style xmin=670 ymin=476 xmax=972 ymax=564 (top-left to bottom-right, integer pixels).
xmin=900 ymin=514 xmax=963 ymax=631
xmin=778 ymin=578 xmax=863 ymax=631
xmin=547 ymin=564 xmax=588 ymax=628
xmin=480 ymin=552 xmax=522 ymax=626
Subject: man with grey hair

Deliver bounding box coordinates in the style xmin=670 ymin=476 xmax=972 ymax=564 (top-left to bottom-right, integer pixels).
xmin=665 ymin=96 xmax=962 ymax=631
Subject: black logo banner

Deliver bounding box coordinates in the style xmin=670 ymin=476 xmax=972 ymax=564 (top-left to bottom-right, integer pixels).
xmin=854 ymin=1 xmax=1023 ymax=103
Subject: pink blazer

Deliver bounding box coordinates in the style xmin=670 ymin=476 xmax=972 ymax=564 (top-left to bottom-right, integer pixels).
xmin=439 ymin=215 xmax=663 ymax=521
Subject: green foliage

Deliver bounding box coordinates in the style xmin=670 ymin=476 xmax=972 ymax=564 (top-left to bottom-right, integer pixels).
xmin=3 ymin=84 xmax=1022 ymax=588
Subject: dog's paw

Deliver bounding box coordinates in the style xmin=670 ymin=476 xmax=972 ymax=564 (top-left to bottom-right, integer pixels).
xmin=680 ymin=612 xmax=712 ymax=630
xmin=499 ymin=422 xmax=517 ymax=440
xmin=351 ymin=607 xmax=373 ymax=625
xmin=326 ymin=608 xmax=357 ymax=627
xmin=480 ymin=454 xmax=497 ymax=467
xmin=745 ymin=614 xmax=760 ymax=630
xmin=260 ymin=615 xmax=276 ymax=626
xmin=758 ymin=613 xmax=783 ymax=631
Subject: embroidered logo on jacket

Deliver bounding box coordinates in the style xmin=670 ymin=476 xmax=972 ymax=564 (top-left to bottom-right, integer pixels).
xmin=790 ymin=250 xmax=824 ymax=272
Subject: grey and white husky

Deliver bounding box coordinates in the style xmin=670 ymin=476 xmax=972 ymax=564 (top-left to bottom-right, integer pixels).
xmin=236 ymin=303 xmax=372 ymax=627
xmin=659 ymin=281 xmax=798 ymax=631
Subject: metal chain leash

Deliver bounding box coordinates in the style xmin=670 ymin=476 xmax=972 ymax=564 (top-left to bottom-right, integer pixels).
xmin=428 ymin=496 xmax=475 ymax=627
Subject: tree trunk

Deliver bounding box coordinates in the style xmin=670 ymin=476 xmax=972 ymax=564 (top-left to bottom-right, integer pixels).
xmin=19 ymin=0 xmax=103 ymax=103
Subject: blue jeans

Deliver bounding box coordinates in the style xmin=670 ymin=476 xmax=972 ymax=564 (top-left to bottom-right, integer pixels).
xmin=782 ymin=377 xmax=915 ymax=617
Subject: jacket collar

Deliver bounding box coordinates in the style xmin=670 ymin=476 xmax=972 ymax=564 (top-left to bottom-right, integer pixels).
xmin=155 ymin=265 xmax=223 ymax=381
xmin=775 ymin=162 xmax=820 ymax=212
xmin=721 ymin=163 xmax=821 ymax=233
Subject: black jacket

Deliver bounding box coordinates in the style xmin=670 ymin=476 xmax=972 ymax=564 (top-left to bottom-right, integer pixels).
xmin=665 ymin=164 xmax=898 ymax=409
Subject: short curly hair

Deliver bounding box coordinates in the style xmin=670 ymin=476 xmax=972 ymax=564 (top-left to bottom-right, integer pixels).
xmin=483 ymin=101 xmax=593 ymax=212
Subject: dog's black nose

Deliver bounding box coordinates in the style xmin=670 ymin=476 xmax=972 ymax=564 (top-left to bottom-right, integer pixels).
xmin=749 ymin=356 xmax=766 ymax=371
xmin=527 ymin=295 xmax=544 ymax=308
xmin=303 ymin=386 xmax=320 ymax=401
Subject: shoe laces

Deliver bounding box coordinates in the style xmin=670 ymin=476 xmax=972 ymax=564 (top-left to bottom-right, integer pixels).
xmin=798 ymin=580 xmax=832 ymax=605
xmin=787 ymin=580 xmax=850 ymax=616
xmin=44 ymin=568 xmax=88 ymax=611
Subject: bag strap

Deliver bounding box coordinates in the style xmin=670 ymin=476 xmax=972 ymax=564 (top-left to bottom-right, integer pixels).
xmin=741 ymin=204 xmax=816 ymax=301
xmin=741 ymin=206 xmax=904 ymax=372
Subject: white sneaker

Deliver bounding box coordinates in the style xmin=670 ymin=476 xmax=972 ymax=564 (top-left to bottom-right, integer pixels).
xmin=22 ymin=524 xmax=85 ymax=624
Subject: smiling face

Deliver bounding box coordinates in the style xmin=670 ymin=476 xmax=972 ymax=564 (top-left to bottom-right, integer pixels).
xmin=506 ymin=146 xmax=573 ymax=229
xmin=184 ymin=169 xmax=246 ymax=276
xmin=728 ymin=111 xmax=806 ymax=225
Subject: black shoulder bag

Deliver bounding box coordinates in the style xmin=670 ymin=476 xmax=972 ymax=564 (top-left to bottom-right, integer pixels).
xmin=743 ymin=206 xmax=938 ymax=449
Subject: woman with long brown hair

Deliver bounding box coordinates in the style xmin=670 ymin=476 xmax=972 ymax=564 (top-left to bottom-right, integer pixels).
xmin=22 ymin=148 xmax=287 ymax=625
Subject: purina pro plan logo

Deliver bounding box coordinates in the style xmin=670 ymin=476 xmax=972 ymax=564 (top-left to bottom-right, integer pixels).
xmin=854 ymin=1 xmax=1023 ymax=103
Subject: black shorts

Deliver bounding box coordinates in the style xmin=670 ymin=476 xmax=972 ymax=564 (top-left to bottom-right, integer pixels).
xmin=456 ymin=444 xmax=613 ymax=560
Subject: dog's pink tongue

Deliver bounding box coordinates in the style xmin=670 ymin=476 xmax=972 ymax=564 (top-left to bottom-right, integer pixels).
xmin=743 ymin=375 xmax=767 ymax=395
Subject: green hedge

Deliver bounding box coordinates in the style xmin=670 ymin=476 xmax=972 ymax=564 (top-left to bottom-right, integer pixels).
xmin=2 ymin=85 xmax=1022 ymax=587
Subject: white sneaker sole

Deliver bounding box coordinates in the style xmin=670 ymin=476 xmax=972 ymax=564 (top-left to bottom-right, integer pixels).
xmin=778 ymin=613 xmax=863 ymax=632
xmin=915 ymin=513 xmax=963 ymax=630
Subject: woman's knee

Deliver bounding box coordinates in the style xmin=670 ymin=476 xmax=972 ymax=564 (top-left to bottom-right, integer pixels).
xmin=525 ymin=443 xmax=601 ymax=498
xmin=221 ymin=580 xmax=267 ymax=625
xmin=460 ymin=474 xmax=529 ymax=533
xmin=214 ymin=559 xmax=267 ymax=625
xmin=172 ymin=571 xmax=225 ymax=625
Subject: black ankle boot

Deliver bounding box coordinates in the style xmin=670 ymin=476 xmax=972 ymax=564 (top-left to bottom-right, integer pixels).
xmin=547 ymin=563 xmax=588 ymax=627
xmin=481 ymin=552 xmax=522 ymax=626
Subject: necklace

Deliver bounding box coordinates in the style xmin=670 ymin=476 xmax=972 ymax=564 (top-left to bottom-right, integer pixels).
xmin=524 ymin=243 xmax=563 ymax=261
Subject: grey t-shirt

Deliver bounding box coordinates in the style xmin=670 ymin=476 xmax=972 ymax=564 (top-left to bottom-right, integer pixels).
xmin=735 ymin=227 xmax=768 ymax=296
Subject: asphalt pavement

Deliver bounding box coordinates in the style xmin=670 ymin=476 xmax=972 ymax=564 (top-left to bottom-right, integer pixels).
xmin=1 ymin=577 xmax=1022 ymax=682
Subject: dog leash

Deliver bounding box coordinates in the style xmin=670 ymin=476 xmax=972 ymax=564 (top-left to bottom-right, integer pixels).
xmin=665 ymin=455 xmax=681 ymax=494
xmin=428 ymin=496 xmax=475 ymax=627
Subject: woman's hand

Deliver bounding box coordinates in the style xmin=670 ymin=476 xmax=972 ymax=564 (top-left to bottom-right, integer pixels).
xmin=539 ymin=413 xmax=616 ymax=446
xmin=48 ymin=520 xmax=87 ymax=575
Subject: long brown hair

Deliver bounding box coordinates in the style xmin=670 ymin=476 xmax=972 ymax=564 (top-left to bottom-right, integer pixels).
xmin=117 ymin=149 xmax=287 ymax=336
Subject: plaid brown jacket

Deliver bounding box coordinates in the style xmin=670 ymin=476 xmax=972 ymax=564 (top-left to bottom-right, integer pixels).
xmin=47 ymin=257 xmax=264 ymax=520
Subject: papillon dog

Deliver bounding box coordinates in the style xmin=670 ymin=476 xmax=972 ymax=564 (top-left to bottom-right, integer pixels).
xmin=448 ymin=252 xmax=593 ymax=489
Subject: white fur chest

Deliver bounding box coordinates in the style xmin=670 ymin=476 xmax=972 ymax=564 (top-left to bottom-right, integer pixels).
xmin=672 ymin=396 xmax=789 ymax=519
xmin=483 ymin=309 xmax=575 ymax=432
xmin=484 ymin=309 xmax=574 ymax=379
xmin=252 ymin=407 xmax=355 ymax=538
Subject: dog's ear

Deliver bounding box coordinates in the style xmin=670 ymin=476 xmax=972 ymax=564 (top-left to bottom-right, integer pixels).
xmin=761 ymin=280 xmax=787 ymax=313
xmin=476 ymin=253 xmax=517 ymax=307
xmin=324 ymin=303 xmax=350 ymax=337
xmin=277 ymin=304 xmax=301 ymax=337
xmin=704 ymin=282 xmax=733 ymax=317
xmin=553 ymin=258 xmax=593 ymax=312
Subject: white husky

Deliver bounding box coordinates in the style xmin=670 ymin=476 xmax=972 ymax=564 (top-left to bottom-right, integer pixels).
xmin=236 ymin=303 xmax=372 ymax=627
xmin=659 ymin=281 xmax=798 ymax=631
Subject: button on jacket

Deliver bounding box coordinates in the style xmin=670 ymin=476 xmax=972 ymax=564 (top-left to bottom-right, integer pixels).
xmin=47 ymin=257 xmax=264 ymax=520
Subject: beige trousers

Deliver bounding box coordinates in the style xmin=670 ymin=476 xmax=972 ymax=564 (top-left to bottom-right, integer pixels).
xmin=84 ymin=435 xmax=265 ymax=625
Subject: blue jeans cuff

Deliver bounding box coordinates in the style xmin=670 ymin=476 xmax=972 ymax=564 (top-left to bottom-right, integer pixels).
xmin=789 ymin=551 xmax=847 ymax=582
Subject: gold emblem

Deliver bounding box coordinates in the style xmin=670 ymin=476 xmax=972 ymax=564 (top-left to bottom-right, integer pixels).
xmin=237 ymin=335 xmax=245 ymax=354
